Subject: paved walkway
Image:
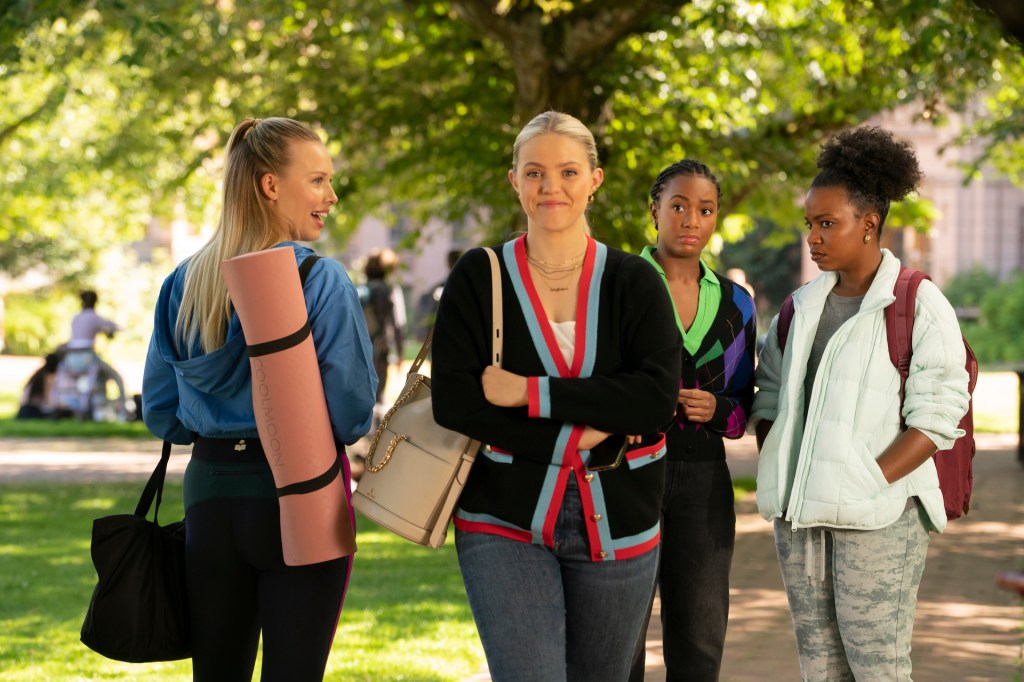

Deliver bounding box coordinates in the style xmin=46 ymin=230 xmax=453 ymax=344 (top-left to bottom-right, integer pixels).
xmin=461 ymin=433 xmax=1024 ymax=681
xmin=718 ymin=433 xmax=1023 ymax=682
xmin=1 ymin=433 xmax=1020 ymax=680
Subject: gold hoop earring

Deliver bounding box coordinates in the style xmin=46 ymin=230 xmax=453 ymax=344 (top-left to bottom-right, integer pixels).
xmin=588 ymin=194 xmax=595 ymax=205
xmin=863 ymin=232 xmax=872 ymax=244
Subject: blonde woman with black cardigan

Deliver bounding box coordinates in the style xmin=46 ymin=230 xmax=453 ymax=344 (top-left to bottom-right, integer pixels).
xmin=431 ymin=111 xmax=682 ymax=681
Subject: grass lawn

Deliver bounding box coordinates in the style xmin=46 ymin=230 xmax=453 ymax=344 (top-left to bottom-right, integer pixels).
xmin=0 ymin=389 xmax=152 ymax=438
xmin=0 ymin=418 xmax=153 ymax=439
xmin=0 ymin=391 xmax=18 ymax=419
xmin=0 ymin=371 xmax=1016 ymax=679
xmin=0 ymin=483 xmax=484 ymax=681
xmin=973 ymin=371 xmax=1020 ymax=434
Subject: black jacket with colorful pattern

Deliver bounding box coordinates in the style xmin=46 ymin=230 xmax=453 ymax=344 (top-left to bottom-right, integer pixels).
xmin=649 ymin=260 xmax=757 ymax=462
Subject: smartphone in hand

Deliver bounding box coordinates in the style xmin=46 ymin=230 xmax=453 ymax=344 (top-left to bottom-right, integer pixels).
xmin=586 ymin=434 xmax=630 ymax=472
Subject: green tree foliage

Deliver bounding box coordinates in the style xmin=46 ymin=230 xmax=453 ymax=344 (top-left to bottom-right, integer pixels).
xmin=717 ymin=218 xmax=803 ymax=320
xmin=953 ymin=50 xmax=1024 ymax=184
xmin=2 ymin=248 xmax=171 ymax=356
xmin=959 ymin=271 xmax=1024 ymax=364
xmin=1 ymin=0 xmax=1021 ymax=281
xmin=942 ymin=265 xmax=1001 ymax=309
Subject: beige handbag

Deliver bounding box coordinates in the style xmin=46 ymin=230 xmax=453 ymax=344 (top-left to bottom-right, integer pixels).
xmin=352 ymin=248 xmax=503 ymax=548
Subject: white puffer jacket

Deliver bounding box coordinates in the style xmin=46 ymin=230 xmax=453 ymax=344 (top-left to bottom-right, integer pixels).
xmin=750 ymin=250 xmax=969 ymax=533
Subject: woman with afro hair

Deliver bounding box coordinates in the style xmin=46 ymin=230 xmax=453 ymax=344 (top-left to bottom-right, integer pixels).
xmin=749 ymin=126 xmax=969 ymax=680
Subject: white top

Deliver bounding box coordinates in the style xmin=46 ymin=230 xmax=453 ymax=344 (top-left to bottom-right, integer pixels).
xmin=68 ymin=309 xmax=120 ymax=349
xmin=549 ymin=320 xmax=576 ymax=366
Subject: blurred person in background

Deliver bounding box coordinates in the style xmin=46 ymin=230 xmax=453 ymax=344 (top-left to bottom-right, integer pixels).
xmin=414 ymin=248 xmax=463 ymax=342
xmin=57 ymin=290 xmax=127 ymax=418
xmin=360 ymin=247 xmax=405 ymax=405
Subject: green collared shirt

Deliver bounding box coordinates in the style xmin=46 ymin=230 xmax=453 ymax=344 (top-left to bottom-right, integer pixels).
xmin=640 ymin=246 xmax=720 ymax=356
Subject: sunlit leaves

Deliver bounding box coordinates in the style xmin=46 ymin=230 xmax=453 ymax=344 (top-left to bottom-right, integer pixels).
xmin=0 ymin=0 xmax=1021 ymax=282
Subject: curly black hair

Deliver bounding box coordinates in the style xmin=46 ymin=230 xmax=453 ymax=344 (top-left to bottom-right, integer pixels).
xmin=810 ymin=126 xmax=922 ymax=233
xmin=649 ymin=159 xmax=722 ymax=207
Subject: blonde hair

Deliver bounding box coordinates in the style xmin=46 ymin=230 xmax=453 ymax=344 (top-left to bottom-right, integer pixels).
xmin=176 ymin=117 xmax=323 ymax=355
xmin=511 ymin=111 xmax=599 ymax=172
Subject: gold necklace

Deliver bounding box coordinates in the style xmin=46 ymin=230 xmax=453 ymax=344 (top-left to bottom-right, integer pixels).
xmin=525 ymin=244 xmax=586 ymax=292
xmin=526 ymin=250 xmax=585 ymax=268
xmin=526 ymin=246 xmax=585 ymax=268
xmin=529 ymin=263 xmax=582 ymax=292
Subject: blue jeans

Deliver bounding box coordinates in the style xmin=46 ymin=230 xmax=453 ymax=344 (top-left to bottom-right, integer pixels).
xmin=456 ymin=478 xmax=659 ymax=682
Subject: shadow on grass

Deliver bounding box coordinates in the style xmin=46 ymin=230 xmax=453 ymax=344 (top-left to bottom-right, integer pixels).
xmin=0 ymin=483 xmax=482 ymax=682
xmin=336 ymin=515 xmax=482 ymax=681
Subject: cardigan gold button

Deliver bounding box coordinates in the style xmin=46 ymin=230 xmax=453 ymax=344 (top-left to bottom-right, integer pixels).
xmin=584 ymin=474 xmax=594 ymax=483
xmin=598 ymin=551 xmax=608 ymax=558
xmin=484 ymin=445 xmax=493 ymax=453
xmin=650 ymin=452 xmax=659 ymax=459
xmin=591 ymin=514 xmax=602 ymax=521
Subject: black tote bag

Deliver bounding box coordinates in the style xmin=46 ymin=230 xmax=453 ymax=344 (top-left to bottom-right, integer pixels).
xmin=81 ymin=441 xmax=191 ymax=662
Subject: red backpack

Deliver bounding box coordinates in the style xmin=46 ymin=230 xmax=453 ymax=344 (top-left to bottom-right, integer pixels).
xmin=777 ymin=266 xmax=979 ymax=520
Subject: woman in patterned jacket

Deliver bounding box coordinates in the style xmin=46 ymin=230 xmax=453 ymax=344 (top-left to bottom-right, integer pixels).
xmin=630 ymin=160 xmax=757 ymax=682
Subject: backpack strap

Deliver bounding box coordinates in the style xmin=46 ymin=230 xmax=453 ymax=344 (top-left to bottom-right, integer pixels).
xmin=777 ymin=294 xmax=795 ymax=355
xmin=885 ymin=266 xmax=929 ymax=429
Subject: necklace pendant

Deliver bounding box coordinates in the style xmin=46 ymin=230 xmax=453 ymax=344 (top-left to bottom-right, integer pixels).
xmin=550 ymin=286 xmax=570 ymax=292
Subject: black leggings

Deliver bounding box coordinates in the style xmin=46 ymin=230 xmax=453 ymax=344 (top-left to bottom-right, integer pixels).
xmin=185 ymin=440 xmax=351 ymax=681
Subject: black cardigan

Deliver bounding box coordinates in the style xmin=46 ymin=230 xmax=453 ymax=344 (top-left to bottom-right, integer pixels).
xmin=431 ymin=237 xmax=681 ymax=561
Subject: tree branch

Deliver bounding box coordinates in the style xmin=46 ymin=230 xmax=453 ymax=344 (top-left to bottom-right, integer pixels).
xmin=447 ymin=0 xmax=521 ymax=46
xmin=447 ymin=0 xmax=691 ymax=124
xmin=0 ymin=78 xmax=68 ymax=149
xmin=562 ymin=1 xmax=692 ymax=66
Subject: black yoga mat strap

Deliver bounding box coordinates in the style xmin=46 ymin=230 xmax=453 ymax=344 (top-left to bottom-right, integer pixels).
xmin=246 ymin=322 xmax=311 ymax=357
xmin=245 ymin=254 xmax=321 ymax=358
xmin=276 ymin=457 xmax=342 ymax=498
xmin=298 ymin=254 xmax=320 ymax=283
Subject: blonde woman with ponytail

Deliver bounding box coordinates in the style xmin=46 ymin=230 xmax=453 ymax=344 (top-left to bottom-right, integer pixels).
xmin=142 ymin=117 xmax=376 ymax=681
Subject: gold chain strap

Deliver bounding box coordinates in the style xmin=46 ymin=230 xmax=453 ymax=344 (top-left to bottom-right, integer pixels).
xmin=364 ymin=375 xmax=425 ymax=473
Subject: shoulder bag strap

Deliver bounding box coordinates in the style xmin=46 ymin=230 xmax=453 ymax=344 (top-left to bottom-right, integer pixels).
xmin=410 ymin=247 xmax=503 ymax=374
xmin=135 ymin=440 xmax=173 ymax=524
xmin=409 ymin=328 xmax=433 ymax=375
xmin=485 ymin=247 xmax=503 ymax=368
xmin=425 ymin=248 xmax=502 ymax=548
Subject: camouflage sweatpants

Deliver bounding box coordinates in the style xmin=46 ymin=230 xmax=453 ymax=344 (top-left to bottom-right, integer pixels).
xmin=774 ymin=499 xmax=930 ymax=681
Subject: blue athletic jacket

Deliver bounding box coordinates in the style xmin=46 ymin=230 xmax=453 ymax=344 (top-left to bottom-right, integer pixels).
xmin=142 ymin=242 xmax=377 ymax=445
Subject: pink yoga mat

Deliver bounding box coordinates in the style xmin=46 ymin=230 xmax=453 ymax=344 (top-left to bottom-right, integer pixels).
xmin=221 ymin=247 xmax=356 ymax=566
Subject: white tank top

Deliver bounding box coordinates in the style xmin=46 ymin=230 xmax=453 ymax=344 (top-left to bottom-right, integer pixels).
xmin=549 ymin=320 xmax=576 ymax=367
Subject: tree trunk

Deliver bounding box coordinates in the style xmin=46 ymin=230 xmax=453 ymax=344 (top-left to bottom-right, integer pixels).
xmin=449 ymin=0 xmax=691 ymax=128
